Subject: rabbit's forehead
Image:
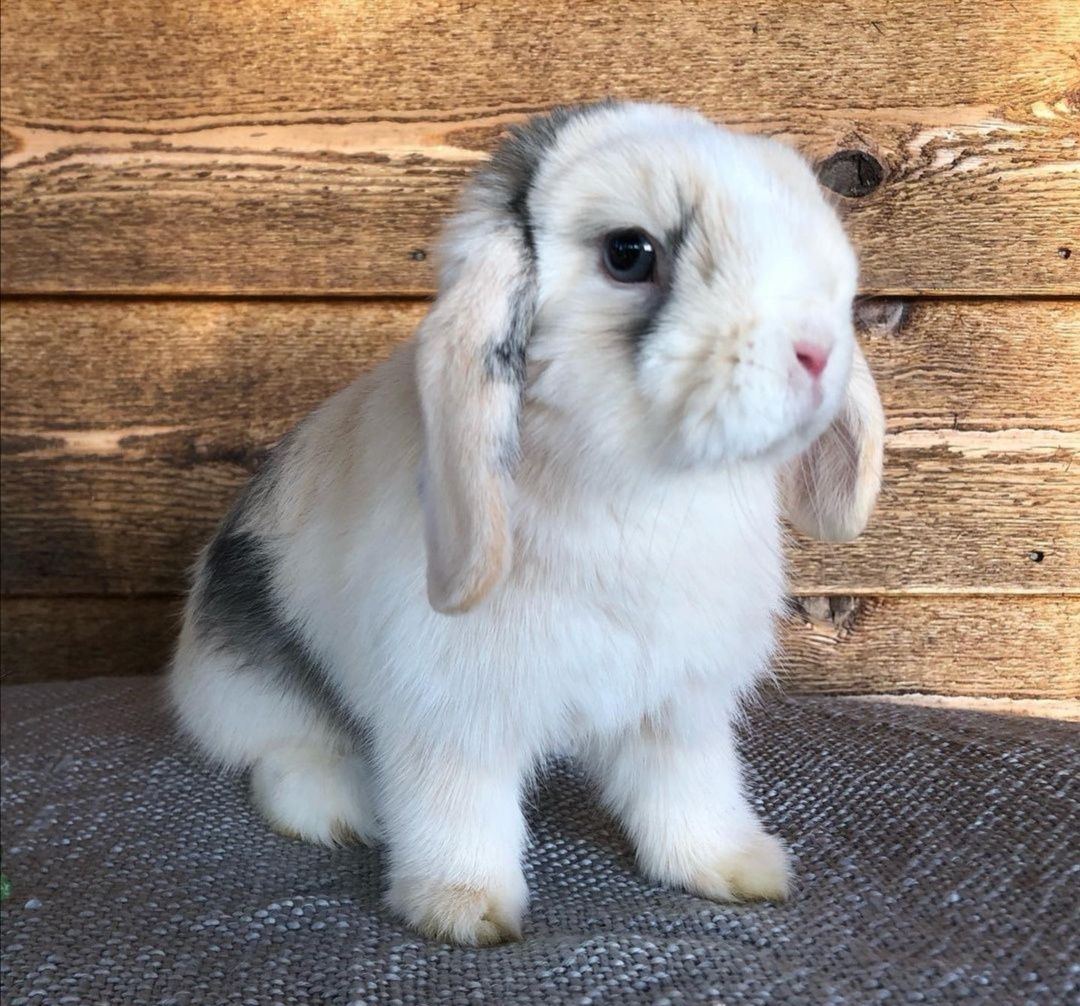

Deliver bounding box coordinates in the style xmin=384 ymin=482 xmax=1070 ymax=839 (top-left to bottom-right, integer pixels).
xmin=533 ymin=122 xmax=831 ymax=252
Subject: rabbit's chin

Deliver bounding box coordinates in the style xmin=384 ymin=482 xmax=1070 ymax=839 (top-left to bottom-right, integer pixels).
xmin=659 ymin=401 xmax=839 ymax=472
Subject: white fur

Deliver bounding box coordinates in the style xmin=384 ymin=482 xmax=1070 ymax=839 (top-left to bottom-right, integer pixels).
xmin=170 ymin=103 xmax=883 ymax=945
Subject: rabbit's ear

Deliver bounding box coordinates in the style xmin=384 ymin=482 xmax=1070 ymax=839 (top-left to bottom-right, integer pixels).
xmin=415 ymin=205 xmax=536 ymax=614
xmin=782 ymin=341 xmax=885 ymax=541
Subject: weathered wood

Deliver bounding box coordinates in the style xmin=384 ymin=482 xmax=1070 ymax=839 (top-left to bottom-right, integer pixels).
xmin=780 ymin=595 xmax=1080 ymax=699
xmin=844 ymin=695 xmax=1080 ymax=722
xmin=2 ymin=1 xmax=1077 ymax=295
xmin=792 ymin=434 xmax=1078 ymax=593
xmin=9 ymin=1 xmax=1076 ymax=121
xmin=5 ymin=439 xmax=1074 ymax=595
xmin=0 ymin=597 xmax=180 ymax=683
xmin=3 ymin=298 xmax=1077 ymax=431
xmin=3 ymin=594 xmax=1076 ymax=697
xmin=0 ymin=298 xmax=413 ymax=432
xmin=854 ymin=298 xmax=1080 ymax=434
xmin=2 ymin=297 xmax=1078 ymax=594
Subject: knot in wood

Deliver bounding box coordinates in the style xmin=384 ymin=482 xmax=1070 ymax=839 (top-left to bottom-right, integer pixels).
xmin=817 ymin=149 xmax=885 ymax=197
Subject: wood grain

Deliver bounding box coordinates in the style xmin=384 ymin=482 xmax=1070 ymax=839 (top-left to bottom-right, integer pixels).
xmin=3 ymin=594 xmax=1075 ymax=698
xmin=0 ymin=596 xmax=181 ymax=684
xmin=780 ymin=595 xmax=1079 ymax=698
xmin=792 ymin=437 xmax=1078 ymax=594
xmin=2 ymin=1 xmax=1077 ymax=295
xmin=0 ymin=298 xmax=412 ymax=433
xmin=5 ymin=439 xmax=1074 ymax=595
xmin=3 ymin=297 xmax=1077 ymax=431
xmin=2 ymin=297 xmax=1077 ymax=595
xmin=846 ymin=695 xmax=1080 ymax=722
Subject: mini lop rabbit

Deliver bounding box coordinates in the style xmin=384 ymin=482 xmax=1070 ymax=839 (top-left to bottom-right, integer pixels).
xmin=171 ymin=102 xmax=884 ymax=945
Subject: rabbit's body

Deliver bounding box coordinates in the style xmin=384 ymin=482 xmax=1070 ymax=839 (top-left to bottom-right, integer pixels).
xmin=172 ymin=102 xmax=883 ymax=945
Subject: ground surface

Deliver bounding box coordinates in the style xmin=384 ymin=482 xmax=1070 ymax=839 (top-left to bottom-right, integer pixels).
xmin=1 ymin=677 xmax=1077 ymax=1004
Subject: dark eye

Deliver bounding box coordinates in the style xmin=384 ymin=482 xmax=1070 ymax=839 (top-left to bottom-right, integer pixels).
xmin=602 ymin=229 xmax=656 ymax=283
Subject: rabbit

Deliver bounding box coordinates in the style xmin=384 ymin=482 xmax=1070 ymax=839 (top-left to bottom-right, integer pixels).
xmin=169 ymin=100 xmax=885 ymax=946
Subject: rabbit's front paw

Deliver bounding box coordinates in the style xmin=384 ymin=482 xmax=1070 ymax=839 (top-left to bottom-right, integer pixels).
xmin=679 ymin=831 xmax=791 ymax=903
xmin=388 ymin=876 xmax=527 ymax=946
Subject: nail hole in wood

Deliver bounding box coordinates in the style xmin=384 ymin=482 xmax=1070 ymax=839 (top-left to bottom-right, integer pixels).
xmin=409 ymin=249 xmax=427 ymax=262
xmin=1028 ymin=550 xmax=1045 ymax=563
xmin=817 ymin=150 xmax=885 ymax=197
xmin=1059 ymin=247 xmax=1072 ymax=260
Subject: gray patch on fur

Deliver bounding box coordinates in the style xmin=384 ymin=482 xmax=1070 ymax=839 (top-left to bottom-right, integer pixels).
xmin=191 ymin=449 xmax=359 ymax=737
xmin=626 ymin=300 xmax=666 ymax=354
xmin=479 ymin=101 xmax=615 ymax=255
xmin=665 ymin=202 xmax=698 ymax=267
xmin=628 ymin=203 xmax=699 ymax=356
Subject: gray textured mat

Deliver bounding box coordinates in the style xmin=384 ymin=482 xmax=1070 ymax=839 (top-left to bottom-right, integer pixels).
xmin=1 ymin=677 xmax=1077 ymax=1005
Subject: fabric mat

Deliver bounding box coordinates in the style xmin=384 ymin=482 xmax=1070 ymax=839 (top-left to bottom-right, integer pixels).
xmin=1 ymin=677 xmax=1077 ymax=1005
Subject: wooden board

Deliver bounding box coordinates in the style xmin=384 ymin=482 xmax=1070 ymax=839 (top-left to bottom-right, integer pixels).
xmin=3 ymin=594 xmax=1076 ymax=698
xmin=3 ymin=297 xmax=1077 ymax=429
xmin=781 ymin=595 xmax=1079 ymax=698
xmin=0 ymin=298 xmax=413 ymax=432
xmin=0 ymin=596 xmax=181 ymax=684
xmin=2 ymin=297 xmax=1077 ymax=595
xmin=844 ymin=695 xmax=1080 ymax=722
xmin=4 ymin=439 xmax=1075 ymax=595
xmin=2 ymin=1 xmax=1078 ymax=295
xmin=4 ymin=297 xmax=1078 ymax=433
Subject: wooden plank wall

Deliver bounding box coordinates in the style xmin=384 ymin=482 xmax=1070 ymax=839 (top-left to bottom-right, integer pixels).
xmin=2 ymin=1 xmax=1078 ymax=695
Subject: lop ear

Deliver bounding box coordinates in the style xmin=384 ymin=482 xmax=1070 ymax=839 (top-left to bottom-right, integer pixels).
xmin=782 ymin=341 xmax=885 ymax=541
xmin=415 ymin=204 xmax=536 ymax=614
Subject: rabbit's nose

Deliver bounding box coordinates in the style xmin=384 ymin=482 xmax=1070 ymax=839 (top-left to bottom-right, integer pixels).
xmin=794 ymin=341 xmax=830 ymax=379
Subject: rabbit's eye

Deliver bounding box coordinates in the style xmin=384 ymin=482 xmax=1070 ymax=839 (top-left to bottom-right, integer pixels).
xmin=602 ymin=229 xmax=656 ymax=283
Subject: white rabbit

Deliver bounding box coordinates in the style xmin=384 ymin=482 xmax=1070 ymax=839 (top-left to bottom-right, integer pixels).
xmin=170 ymin=101 xmax=884 ymax=946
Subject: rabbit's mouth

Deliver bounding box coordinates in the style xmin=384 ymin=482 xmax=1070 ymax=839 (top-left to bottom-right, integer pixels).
xmin=646 ymin=356 xmax=848 ymax=471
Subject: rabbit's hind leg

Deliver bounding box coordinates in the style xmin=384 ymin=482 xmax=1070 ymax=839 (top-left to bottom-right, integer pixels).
xmin=170 ymin=622 xmax=378 ymax=847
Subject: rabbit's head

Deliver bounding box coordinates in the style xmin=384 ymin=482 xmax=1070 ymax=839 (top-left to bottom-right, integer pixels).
xmin=416 ymin=102 xmax=884 ymax=613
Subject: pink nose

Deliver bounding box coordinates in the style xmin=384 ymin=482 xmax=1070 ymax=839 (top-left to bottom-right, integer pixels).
xmin=794 ymin=341 xmax=830 ymax=379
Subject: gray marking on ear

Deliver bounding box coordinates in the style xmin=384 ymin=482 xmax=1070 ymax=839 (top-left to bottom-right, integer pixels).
xmin=467 ymin=105 xmax=615 ymax=420
xmin=481 ymin=275 xmax=538 ymax=473
xmin=482 ymin=275 xmax=537 ymax=389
